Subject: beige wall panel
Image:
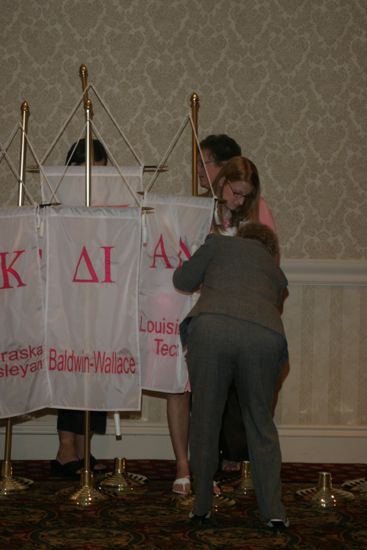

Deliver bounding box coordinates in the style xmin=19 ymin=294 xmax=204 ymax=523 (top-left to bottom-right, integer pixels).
xmin=277 ymin=284 xmax=367 ymax=427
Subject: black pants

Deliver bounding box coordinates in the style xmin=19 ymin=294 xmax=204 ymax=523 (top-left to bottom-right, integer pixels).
xmin=219 ymin=383 xmax=249 ymax=461
xmin=57 ymin=410 xmax=107 ymax=435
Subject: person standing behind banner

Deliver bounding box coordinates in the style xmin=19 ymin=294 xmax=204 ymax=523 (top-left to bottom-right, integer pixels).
xmin=51 ymin=138 xmax=108 ymax=477
xmin=198 ymin=134 xmax=276 ymax=234
xmin=212 ymin=155 xmax=261 ymax=234
xmin=168 ymin=135 xmax=243 ymax=495
xmin=169 ymin=136 xmax=278 ymax=495
xmin=173 ymin=222 xmax=289 ymax=532
xmin=201 ymin=138 xmax=279 ymax=472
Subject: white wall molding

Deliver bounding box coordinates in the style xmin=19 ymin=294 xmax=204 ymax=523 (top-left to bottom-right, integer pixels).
xmin=277 ymin=425 xmax=367 ymax=463
xmin=282 ymin=259 xmax=367 ymax=286
xmin=1 ymin=417 xmax=366 ymax=463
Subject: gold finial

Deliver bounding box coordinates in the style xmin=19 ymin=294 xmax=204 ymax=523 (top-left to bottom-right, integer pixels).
xmin=79 ymin=64 xmax=88 ymax=81
xmin=20 ymin=101 xmax=30 ymax=114
xmin=191 ymin=92 xmax=200 ymax=108
xmin=80 ymin=64 xmax=89 ymax=107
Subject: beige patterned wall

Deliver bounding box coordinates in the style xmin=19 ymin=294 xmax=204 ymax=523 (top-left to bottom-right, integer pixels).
xmin=1 ymin=0 xmax=366 ymax=259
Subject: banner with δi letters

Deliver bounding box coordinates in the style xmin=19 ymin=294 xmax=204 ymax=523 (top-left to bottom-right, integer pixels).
xmin=0 ymin=207 xmax=49 ymax=418
xmin=45 ymin=206 xmax=142 ymax=411
xmin=139 ymin=194 xmax=214 ymax=393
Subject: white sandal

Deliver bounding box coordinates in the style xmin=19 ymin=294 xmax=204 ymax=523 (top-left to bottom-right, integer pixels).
xmin=172 ymin=475 xmax=191 ymax=495
xmin=213 ymin=480 xmax=221 ymax=495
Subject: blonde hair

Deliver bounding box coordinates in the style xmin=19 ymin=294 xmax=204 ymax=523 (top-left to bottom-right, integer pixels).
xmin=237 ymin=222 xmax=280 ymax=259
xmin=212 ymin=156 xmax=260 ymax=233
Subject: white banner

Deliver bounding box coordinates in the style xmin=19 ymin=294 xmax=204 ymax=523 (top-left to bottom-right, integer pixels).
xmin=40 ymin=165 xmax=143 ymax=207
xmin=45 ymin=206 xmax=142 ymax=411
xmin=0 ymin=207 xmax=49 ymax=417
xmin=139 ymin=194 xmax=214 ymax=393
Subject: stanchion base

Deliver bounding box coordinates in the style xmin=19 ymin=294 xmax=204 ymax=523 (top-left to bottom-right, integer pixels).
xmin=173 ymin=491 xmax=236 ymax=511
xmin=213 ymin=493 xmax=236 ymax=510
xmin=99 ymin=458 xmax=147 ymax=495
xmin=56 ymin=470 xmax=108 ymax=506
xmin=69 ymin=484 xmax=108 ymax=507
xmin=296 ymin=486 xmax=355 ymax=507
xmin=173 ymin=492 xmax=195 ymax=510
xmin=342 ymin=478 xmax=367 ymax=496
xmin=231 ymin=484 xmax=255 ymax=496
xmin=0 ymin=476 xmax=33 ymax=496
xmin=99 ymin=473 xmax=147 ymax=496
xmin=223 ymin=461 xmax=255 ymax=496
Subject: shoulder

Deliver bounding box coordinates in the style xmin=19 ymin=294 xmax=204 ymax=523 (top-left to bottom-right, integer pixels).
xmin=205 ymin=233 xmax=227 ymax=246
xmin=258 ymin=197 xmax=277 ymax=233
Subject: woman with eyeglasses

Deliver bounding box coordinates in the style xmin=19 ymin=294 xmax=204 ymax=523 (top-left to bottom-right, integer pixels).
xmin=211 ymin=156 xmax=261 ymax=236
xmin=170 ymin=144 xmax=279 ymax=496
xmin=210 ymin=156 xmax=282 ymax=472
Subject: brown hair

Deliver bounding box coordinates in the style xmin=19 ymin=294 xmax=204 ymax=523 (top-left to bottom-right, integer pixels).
xmin=237 ymin=222 xmax=280 ymax=259
xmin=212 ymin=156 xmax=260 ymax=232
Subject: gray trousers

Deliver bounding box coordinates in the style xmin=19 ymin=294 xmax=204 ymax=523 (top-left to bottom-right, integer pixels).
xmin=187 ymin=314 xmax=286 ymax=522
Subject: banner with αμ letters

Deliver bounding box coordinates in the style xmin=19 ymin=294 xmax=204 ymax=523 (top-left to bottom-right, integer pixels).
xmin=0 ymin=207 xmax=49 ymax=418
xmin=45 ymin=206 xmax=141 ymax=411
xmin=139 ymin=194 xmax=214 ymax=393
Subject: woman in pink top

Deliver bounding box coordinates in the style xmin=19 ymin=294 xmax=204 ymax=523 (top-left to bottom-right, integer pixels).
xmin=211 ymin=156 xmax=277 ymax=237
xmin=210 ymin=156 xmax=279 ymax=471
xmin=170 ymin=138 xmax=278 ymax=495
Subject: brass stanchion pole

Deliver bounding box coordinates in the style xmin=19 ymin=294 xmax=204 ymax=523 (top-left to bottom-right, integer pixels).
xmin=191 ymin=92 xmax=199 ymax=197
xmin=18 ymin=101 xmax=30 ymax=206
xmin=173 ymin=93 xmax=236 ymax=513
xmin=67 ymin=68 xmax=105 ymax=505
xmin=1 ymin=101 xmax=33 ymax=496
xmin=0 ymin=418 xmax=33 ymax=495
xmin=81 ymin=65 xmax=145 ymax=492
xmin=69 ymin=410 xmax=106 ymax=506
xmin=172 ymin=92 xmax=200 ymax=511
xmin=84 ymin=98 xmax=93 ymax=207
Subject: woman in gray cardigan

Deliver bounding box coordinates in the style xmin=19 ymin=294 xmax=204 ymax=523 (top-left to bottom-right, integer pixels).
xmin=173 ymin=222 xmax=289 ymax=532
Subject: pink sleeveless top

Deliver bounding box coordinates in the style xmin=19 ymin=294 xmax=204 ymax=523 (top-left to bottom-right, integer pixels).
xmin=259 ymin=196 xmax=277 ymax=233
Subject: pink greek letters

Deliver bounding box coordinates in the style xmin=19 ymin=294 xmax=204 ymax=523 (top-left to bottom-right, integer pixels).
xmin=0 ymin=250 xmax=27 ymax=289
xmin=149 ymin=235 xmax=191 ymax=269
xmin=72 ymin=246 xmax=115 ymax=283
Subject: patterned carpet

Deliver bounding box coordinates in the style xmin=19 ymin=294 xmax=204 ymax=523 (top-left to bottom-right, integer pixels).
xmin=0 ymin=460 xmax=366 ymax=549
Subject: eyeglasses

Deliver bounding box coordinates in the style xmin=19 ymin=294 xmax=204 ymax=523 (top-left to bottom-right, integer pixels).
xmin=226 ymin=181 xmax=253 ymax=200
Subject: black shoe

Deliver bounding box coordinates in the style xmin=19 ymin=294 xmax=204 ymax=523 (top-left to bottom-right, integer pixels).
xmin=89 ymin=455 xmax=107 ymax=472
xmin=189 ymin=511 xmax=211 ymax=525
xmin=50 ymin=459 xmax=81 ymax=478
xmin=266 ymin=518 xmax=289 ymax=535
xmin=77 ymin=455 xmax=106 ymax=473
